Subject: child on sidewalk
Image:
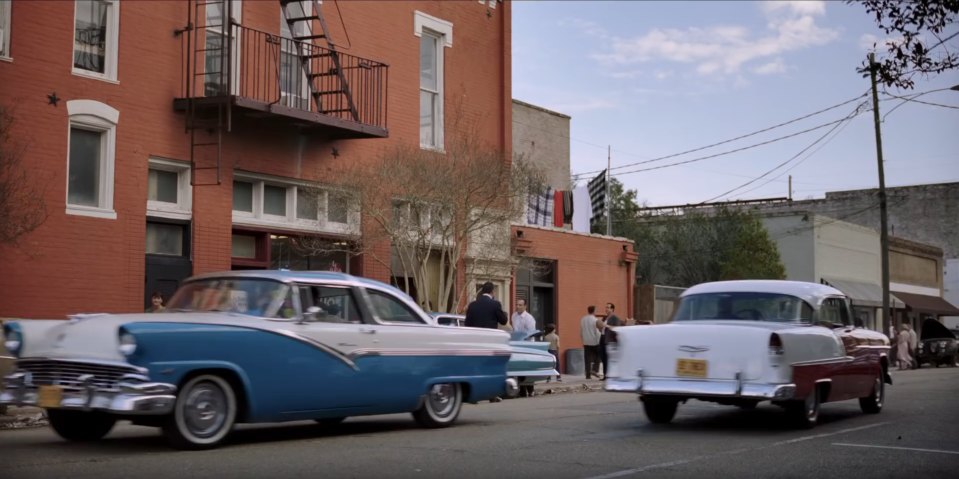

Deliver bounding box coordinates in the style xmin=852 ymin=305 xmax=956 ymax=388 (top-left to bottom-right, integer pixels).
xmin=544 ymin=323 xmax=562 ymax=382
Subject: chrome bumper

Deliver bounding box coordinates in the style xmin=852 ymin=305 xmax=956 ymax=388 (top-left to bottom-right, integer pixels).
xmin=605 ymin=370 xmax=796 ymax=400
xmin=0 ymin=372 xmax=176 ymax=415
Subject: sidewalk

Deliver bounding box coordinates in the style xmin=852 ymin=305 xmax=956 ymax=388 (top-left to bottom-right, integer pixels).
xmin=0 ymin=406 xmax=46 ymax=430
xmin=532 ymin=375 xmax=606 ymax=396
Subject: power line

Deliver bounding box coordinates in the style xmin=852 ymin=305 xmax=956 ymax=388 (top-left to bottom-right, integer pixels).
xmin=571 ymin=91 xmax=869 ymax=179
xmin=880 ymin=86 xmax=959 ymax=120
xmin=700 ymin=101 xmax=867 ymax=203
xmin=603 ymin=114 xmax=867 ymax=179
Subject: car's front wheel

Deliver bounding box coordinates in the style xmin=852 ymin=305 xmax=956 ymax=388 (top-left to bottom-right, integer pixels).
xmin=412 ymin=383 xmax=462 ymax=428
xmin=642 ymin=396 xmax=679 ymax=424
xmin=162 ymin=374 xmax=237 ymax=450
xmin=859 ymin=370 xmax=884 ymax=414
xmin=47 ymin=409 xmax=116 ymax=442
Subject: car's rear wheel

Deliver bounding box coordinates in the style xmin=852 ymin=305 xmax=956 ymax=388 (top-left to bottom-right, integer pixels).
xmin=47 ymin=409 xmax=116 ymax=442
xmin=786 ymin=388 xmax=820 ymax=428
xmin=162 ymin=374 xmax=237 ymax=450
xmin=642 ymin=396 xmax=679 ymax=424
xmin=859 ymin=370 xmax=884 ymax=414
xmin=412 ymin=383 xmax=462 ymax=428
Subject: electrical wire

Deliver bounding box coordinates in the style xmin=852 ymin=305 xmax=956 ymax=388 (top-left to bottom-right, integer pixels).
xmin=699 ymin=101 xmax=868 ymax=203
xmin=602 ymin=115 xmax=862 ymax=179
xmin=571 ymin=91 xmax=870 ymax=179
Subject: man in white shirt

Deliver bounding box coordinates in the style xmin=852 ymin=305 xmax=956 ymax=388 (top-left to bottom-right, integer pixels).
xmin=512 ymin=299 xmax=536 ymax=337
xmin=580 ymin=305 xmax=602 ymax=379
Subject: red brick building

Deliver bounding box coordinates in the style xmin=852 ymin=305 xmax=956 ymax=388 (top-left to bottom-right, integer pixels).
xmin=0 ymin=0 xmax=511 ymax=317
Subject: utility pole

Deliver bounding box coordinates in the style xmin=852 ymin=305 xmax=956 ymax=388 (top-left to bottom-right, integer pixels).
xmin=606 ymin=145 xmax=612 ymax=236
xmin=869 ymin=52 xmax=892 ymax=336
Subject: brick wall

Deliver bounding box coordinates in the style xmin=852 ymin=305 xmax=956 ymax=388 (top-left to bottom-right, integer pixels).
xmin=512 ymin=225 xmax=635 ymax=372
xmin=0 ymin=1 xmax=510 ymax=318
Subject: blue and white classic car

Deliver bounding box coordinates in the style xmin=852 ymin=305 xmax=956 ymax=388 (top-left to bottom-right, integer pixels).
xmin=1 ymin=271 xmax=515 ymax=449
xmin=430 ymin=313 xmax=559 ymax=397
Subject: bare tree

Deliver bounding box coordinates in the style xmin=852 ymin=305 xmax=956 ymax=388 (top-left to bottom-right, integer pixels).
xmin=0 ymin=104 xmax=46 ymax=246
xmin=296 ymin=124 xmax=544 ymax=313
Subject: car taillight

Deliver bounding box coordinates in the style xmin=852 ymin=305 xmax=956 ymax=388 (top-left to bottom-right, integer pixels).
xmin=769 ymin=333 xmax=784 ymax=355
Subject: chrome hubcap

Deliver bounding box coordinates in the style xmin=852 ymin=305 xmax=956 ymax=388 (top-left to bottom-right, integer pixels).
xmin=874 ymin=377 xmax=883 ymax=406
xmin=427 ymin=383 xmax=456 ymax=417
xmin=183 ymin=382 xmax=227 ymax=438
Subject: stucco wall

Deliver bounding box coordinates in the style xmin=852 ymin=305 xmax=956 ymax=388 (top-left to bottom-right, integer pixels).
xmin=815 ymin=217 xmax=881 ymax=284
xmin=761 ymin=215 xmax=816 ymax=282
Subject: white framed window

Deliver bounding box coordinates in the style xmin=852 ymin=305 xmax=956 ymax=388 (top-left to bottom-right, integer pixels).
xmin=66 ymin=99 xmax=118 ymax=219
xmin=204 ymin=0 xmax=241 ymax=96
xmin=279 ymin=0 xmax=311 ymax=110
xmin=147 ymin=158 xmax=192 ymax=220
xmin=232 ymin=173 xmax=358 ymax=235
xmin=414 ymin=11 xmax=452 ymax=151
xmin=0 ymin=0 xmax=11 ymax=60
xmin=73 ymin=0 xmax=119 ymax=82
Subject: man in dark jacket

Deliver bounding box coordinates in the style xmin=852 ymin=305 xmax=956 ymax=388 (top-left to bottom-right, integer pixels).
xmin=465 ymin=282 xmax=508 ymax=329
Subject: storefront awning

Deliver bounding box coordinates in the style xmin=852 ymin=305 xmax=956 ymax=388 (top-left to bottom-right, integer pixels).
xmin=891 ymin=291 xmax=959 ymax=316
xmin=822 ymin=277 xmax=903 ymax=308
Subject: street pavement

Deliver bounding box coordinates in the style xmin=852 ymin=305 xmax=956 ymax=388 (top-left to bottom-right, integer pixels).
xmin=1 ymin=367 xmax=957 ymax=479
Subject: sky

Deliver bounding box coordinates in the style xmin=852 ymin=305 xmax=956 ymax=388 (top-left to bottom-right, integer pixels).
xmin=512 ymin=1 xmax=959 ymax=207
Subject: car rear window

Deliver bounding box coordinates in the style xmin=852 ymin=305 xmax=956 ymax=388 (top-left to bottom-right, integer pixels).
xmin=673 ymin=292 xmax=813 ymax=323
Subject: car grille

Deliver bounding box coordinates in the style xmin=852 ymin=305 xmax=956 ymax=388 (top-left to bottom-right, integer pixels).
xmin=16 ymin=359 xmax=143 ymax=391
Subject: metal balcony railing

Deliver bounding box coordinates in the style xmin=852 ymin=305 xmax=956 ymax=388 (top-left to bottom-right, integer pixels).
xmin=180 ymin=23 xmax=388 ymax=137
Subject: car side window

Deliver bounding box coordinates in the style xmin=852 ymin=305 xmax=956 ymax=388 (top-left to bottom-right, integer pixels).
xmin=366 ymin=290 xmax=426 ymax=324
xmin=297 ymin=284 xmax=362 ymax=324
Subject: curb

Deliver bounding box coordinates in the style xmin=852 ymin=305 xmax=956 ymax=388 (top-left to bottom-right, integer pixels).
xmin=0 ymin=406 xmax=47 ymax=430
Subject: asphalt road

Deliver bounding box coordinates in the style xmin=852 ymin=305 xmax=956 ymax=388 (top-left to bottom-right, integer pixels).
xmin=2 ymin=368 xmax=957 ymax=479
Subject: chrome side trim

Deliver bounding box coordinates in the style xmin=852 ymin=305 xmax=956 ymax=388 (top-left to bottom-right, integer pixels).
xmin=348 ymin=348 xmax=513 ymax=358
xmin=791 ymin=356 xmax=853 ymax=367
xmin=269 ymin=329 xmax=358 ymax=371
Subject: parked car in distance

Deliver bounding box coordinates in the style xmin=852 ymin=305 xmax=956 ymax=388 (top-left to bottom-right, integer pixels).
xmin=1 ymin=271 xmax=515 ymax=449
xmin=916 ymin=318 xmax=959 ymax=368
xmin=606 ymin=280 xmax=891 ymax=428
xmin=430 ymin=313 xmax=558 ymax=397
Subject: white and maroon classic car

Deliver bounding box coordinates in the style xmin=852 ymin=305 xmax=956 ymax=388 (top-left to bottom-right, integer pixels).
xmin=605 ymin=280 xmax=891 ymax=428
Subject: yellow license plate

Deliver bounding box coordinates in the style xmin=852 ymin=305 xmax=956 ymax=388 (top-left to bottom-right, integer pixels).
xmin=37 ymin=385 xmax=63 ymax=408
xmin=676 ymin=358 xmax=708 ymax=378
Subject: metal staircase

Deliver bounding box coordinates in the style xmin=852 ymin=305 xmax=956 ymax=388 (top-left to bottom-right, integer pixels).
xmin=184 ymin=0 xmax=234 ymax=186
xmin=279 ymin=0 xmax=360 ymax=122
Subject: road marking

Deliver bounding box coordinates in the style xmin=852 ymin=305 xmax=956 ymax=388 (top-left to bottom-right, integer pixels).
xmin=772 ymin=422 xmax=891 ymax=446
xmin=583 ymin=422 xmax=892 ymax=479
xmin=832 ymin=443 xmax=959 ymax=455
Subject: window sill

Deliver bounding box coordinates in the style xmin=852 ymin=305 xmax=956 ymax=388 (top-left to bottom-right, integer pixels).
xmin=71 ymin=69 xmax=119 ymax=84
xmin=0 ymin=56 xmax=12 ymax=63
xmin=66 ymin=205 xmax=117 ymax=220
xmin=419 ymin=145 xmax=446 ymax=154
xmin=146 ymin=207 xmax=192 ymax=221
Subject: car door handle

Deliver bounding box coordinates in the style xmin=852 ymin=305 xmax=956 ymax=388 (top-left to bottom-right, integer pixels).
xmin=338 ymin=342 xmax=357 ymax=347
xmin=359 ymin=328 xmax=377 ymax=334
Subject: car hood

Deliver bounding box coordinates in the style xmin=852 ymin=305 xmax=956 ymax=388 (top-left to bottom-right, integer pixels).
xmin=14 ymin=312 xmax=256 ymax=361
xmin=920 ymin=319 xmax=957 ymax=341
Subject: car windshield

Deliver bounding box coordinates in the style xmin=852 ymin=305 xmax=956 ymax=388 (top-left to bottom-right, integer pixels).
xmin=673 ymin=292 xmax=813 ymax=323
xmin=166 ymin=278 xmax=295 ymax=318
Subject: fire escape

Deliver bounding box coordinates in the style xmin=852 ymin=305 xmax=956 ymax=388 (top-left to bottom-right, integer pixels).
xmin=176 ymin=0 xmax=389 ymax=185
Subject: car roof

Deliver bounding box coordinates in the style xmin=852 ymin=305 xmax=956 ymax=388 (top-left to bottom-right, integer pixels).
xmin=682 ymin=280 xmax=843 ymax=305
xmin=186 ymin=270 xmax=402 ymax=294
